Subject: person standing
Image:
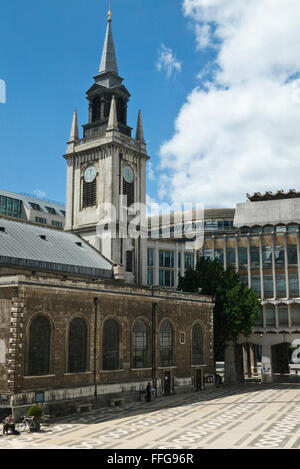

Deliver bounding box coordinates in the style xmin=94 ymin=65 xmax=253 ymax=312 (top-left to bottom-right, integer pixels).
xmin=146 ymin=382 xmax=152 ymax=402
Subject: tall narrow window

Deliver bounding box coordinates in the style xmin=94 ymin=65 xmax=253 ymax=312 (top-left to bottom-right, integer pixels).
xmin=68 ymin=318 xmax=87 ymax=373
xmin=92 ymin=96 xmax=101 ymax=121
xmin=82 ymin=179 xmax=96 ymax=208
xmin=123 ymin=180 xmax=134 ymax=207
xmin=102 ymin=319 xmax=119 ymax=370
xmin=132 ymin=320 xmax=148 ymax=368
xmin=192 ymin=324 xmax=203 ymax=365
xmin=160 ymin=320 xmax=174 ymax=367
xmin=126 ymin=251 xmax=133 ymax=273
xmin=28 ymin=316 xmax=51 ymax=376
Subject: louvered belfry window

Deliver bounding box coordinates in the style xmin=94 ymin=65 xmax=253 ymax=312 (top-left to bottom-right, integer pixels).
xmin=82 ymin=179 xmax=96 ymax=208
xmin=123 ymin=179 xmax=134 ymax=208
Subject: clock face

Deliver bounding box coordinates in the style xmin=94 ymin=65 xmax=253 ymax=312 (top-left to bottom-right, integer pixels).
xmin=84 ymin=165 xmax=96 ymax=183
xmin=124 ymin=165 xmax=134 ymax=184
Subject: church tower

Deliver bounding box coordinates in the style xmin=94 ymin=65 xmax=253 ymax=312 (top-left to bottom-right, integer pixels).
xmin=64 ymin=8 xmax=149 ymax=286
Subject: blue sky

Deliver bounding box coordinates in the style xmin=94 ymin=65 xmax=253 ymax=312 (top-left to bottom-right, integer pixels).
xmin=0 ymin=0 xmax=211 ymax=205
xmin=2 ymin=0 xmax=300 ymax=209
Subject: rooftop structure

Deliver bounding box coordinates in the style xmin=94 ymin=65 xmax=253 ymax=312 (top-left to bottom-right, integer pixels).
xmin=0 ymin=189 xmax=65 ymax=229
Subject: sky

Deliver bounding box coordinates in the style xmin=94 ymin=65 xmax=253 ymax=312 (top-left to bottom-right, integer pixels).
xmin=1 ymin=0 xmax=300 ymax=209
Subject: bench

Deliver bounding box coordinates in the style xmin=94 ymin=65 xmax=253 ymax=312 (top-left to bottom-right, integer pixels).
xmin=75 ymin=403 xmax=93 ymax=414
xmin=2 ymin=420 xmax=17 ymax=435
xmin=41 ymin=414 xmax=55 ymax=426
xmin=109 ymin=398 xmax=125 ymax=407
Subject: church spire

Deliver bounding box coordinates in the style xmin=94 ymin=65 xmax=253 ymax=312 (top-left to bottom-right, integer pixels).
xmin=99 ymin=4 xmax=118 ymax=75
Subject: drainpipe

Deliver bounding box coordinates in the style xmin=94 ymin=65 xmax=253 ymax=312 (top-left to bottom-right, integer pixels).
xmin=93 ymin=297 xmax=98 ymax=399
xmin=152 ymin=291 xmax=158 ymax=397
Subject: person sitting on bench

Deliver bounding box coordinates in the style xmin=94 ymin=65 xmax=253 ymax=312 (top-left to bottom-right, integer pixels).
xmin=3 ymin=415 xmax=17 ymax=435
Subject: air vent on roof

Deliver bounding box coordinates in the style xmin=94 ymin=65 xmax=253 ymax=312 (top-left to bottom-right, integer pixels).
xmin=75 ymin=241 xmax=82 ymax=247
xmin=39 ymin=235 xmax=47 ymax=240
xmin=0 ymin=227 xmax=6 ymax=233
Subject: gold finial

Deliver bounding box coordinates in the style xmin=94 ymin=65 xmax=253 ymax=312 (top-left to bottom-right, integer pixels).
xmin=108 ymin=0 xmax=112 ymax=21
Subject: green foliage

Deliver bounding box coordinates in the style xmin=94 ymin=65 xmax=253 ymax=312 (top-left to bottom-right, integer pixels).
xmin=178 ymin=257 xmax=261 ymax=359
xmin=28 ymin=404 xmax=43 ymax=418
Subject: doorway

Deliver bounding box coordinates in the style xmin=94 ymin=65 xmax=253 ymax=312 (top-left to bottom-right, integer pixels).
xmin=163 ymin=371 xmax=171 ymax=395
xmin=195 ymin=369 xmax=203 ymax=391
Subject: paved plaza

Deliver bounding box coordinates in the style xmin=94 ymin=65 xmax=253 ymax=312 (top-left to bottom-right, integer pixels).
xmin=1 ymin=383 xmax=300 ymax=450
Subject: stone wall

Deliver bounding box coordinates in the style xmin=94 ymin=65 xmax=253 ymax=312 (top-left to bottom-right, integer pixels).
xmin=0 ymin=275 xmax=214 ymax=413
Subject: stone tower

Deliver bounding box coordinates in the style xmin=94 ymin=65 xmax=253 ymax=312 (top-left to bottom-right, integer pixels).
xmin=64 ymin=9 xmax=149 ymax=286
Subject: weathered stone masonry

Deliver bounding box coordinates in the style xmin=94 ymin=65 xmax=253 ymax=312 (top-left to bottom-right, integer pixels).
xmin=0 ymin=274 xmax=214 ymax=414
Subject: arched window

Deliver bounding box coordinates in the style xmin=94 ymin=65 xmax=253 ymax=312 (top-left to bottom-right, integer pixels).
xmin=68 ymin=318 xmax=87 ymax=373
xmin=102 ymin=319 xmax=119 ymax=370
xmin=28 ymin=316 xmax=51 ymax=376
xmin=192 ymin=324 xmax=203 ymax=365
xmin=132 ymin=320 xmax=148 ymax=368
xmin=160 ymin=320 xmax=174 ymax=367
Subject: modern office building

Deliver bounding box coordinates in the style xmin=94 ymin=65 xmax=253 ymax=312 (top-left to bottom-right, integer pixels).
xmin=0 ymin=189 xmax=65 ymax=229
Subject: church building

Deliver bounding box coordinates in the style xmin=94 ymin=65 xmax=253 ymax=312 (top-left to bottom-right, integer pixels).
xmin=0 ymin=9 xmax=215 ymax=417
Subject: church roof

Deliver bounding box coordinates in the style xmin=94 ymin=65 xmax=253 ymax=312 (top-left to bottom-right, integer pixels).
xmin=0 ymin=217 xmax=113 ymax=279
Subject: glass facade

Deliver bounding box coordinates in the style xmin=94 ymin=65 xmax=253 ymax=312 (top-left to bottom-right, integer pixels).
xmin=265 ymin=305 xmax=276 ymax=327
xmin=262 ymin=245 xmax=272 ymax=267
xmin=263 ymin=275 xmax=274 ymax=298
xmin=250 ymin=246 xmax=260 ymax=267
xmin=201 ymin=223 xmax=300 ymax=330
xmin=287 ymin=245 xmax=297 ymax=264
xmin=291 ymin=304 xmax=300 ymax=326
xmin=278 ymin=304 xmax=289 ymax=327
xmin=147 ymin=249 xmax=154 ymax=267
xmin=185 ymin=253 xmax=194 ymax=269
xmin=159 ymin=251 xmax=174 ymax=268
xmin=215 ymin=249 xmax=224 ymax=265
xmin=147 ymin=268 xmax=153 ymax=286
xmin=238 ymin=247 xmax=248 ymax=268
xmin=276 ymin=274 xmax=286 ymax=297
xmin=226 ymin=248 xmax=236 ymax=266
xmin=159 ymin=269 xmax=174 ymax=287
xmin=204 ymin=249 xmax=213 ymax=260
xmin=251 ymin=275 xmax=261 ymax=297
xmin=289 ymin=273 xmax=299 ymax=297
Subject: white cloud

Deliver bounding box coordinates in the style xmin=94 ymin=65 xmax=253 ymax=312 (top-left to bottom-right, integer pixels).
xmin=147 ymin=162 xmax=155 ymax=181
xmin=33 ymin=189 xmax=47 ymax=199
xmin=159 ymin=0 xmax=300 ymax=207
xmin=0 ymin=79 xmax=6 ymax=103
xmin=156 ymin=44 xmax=182 ymax=78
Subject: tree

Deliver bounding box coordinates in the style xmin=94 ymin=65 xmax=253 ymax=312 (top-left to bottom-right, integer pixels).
xmin=178 ymin=257 xmax=261 ymax=360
